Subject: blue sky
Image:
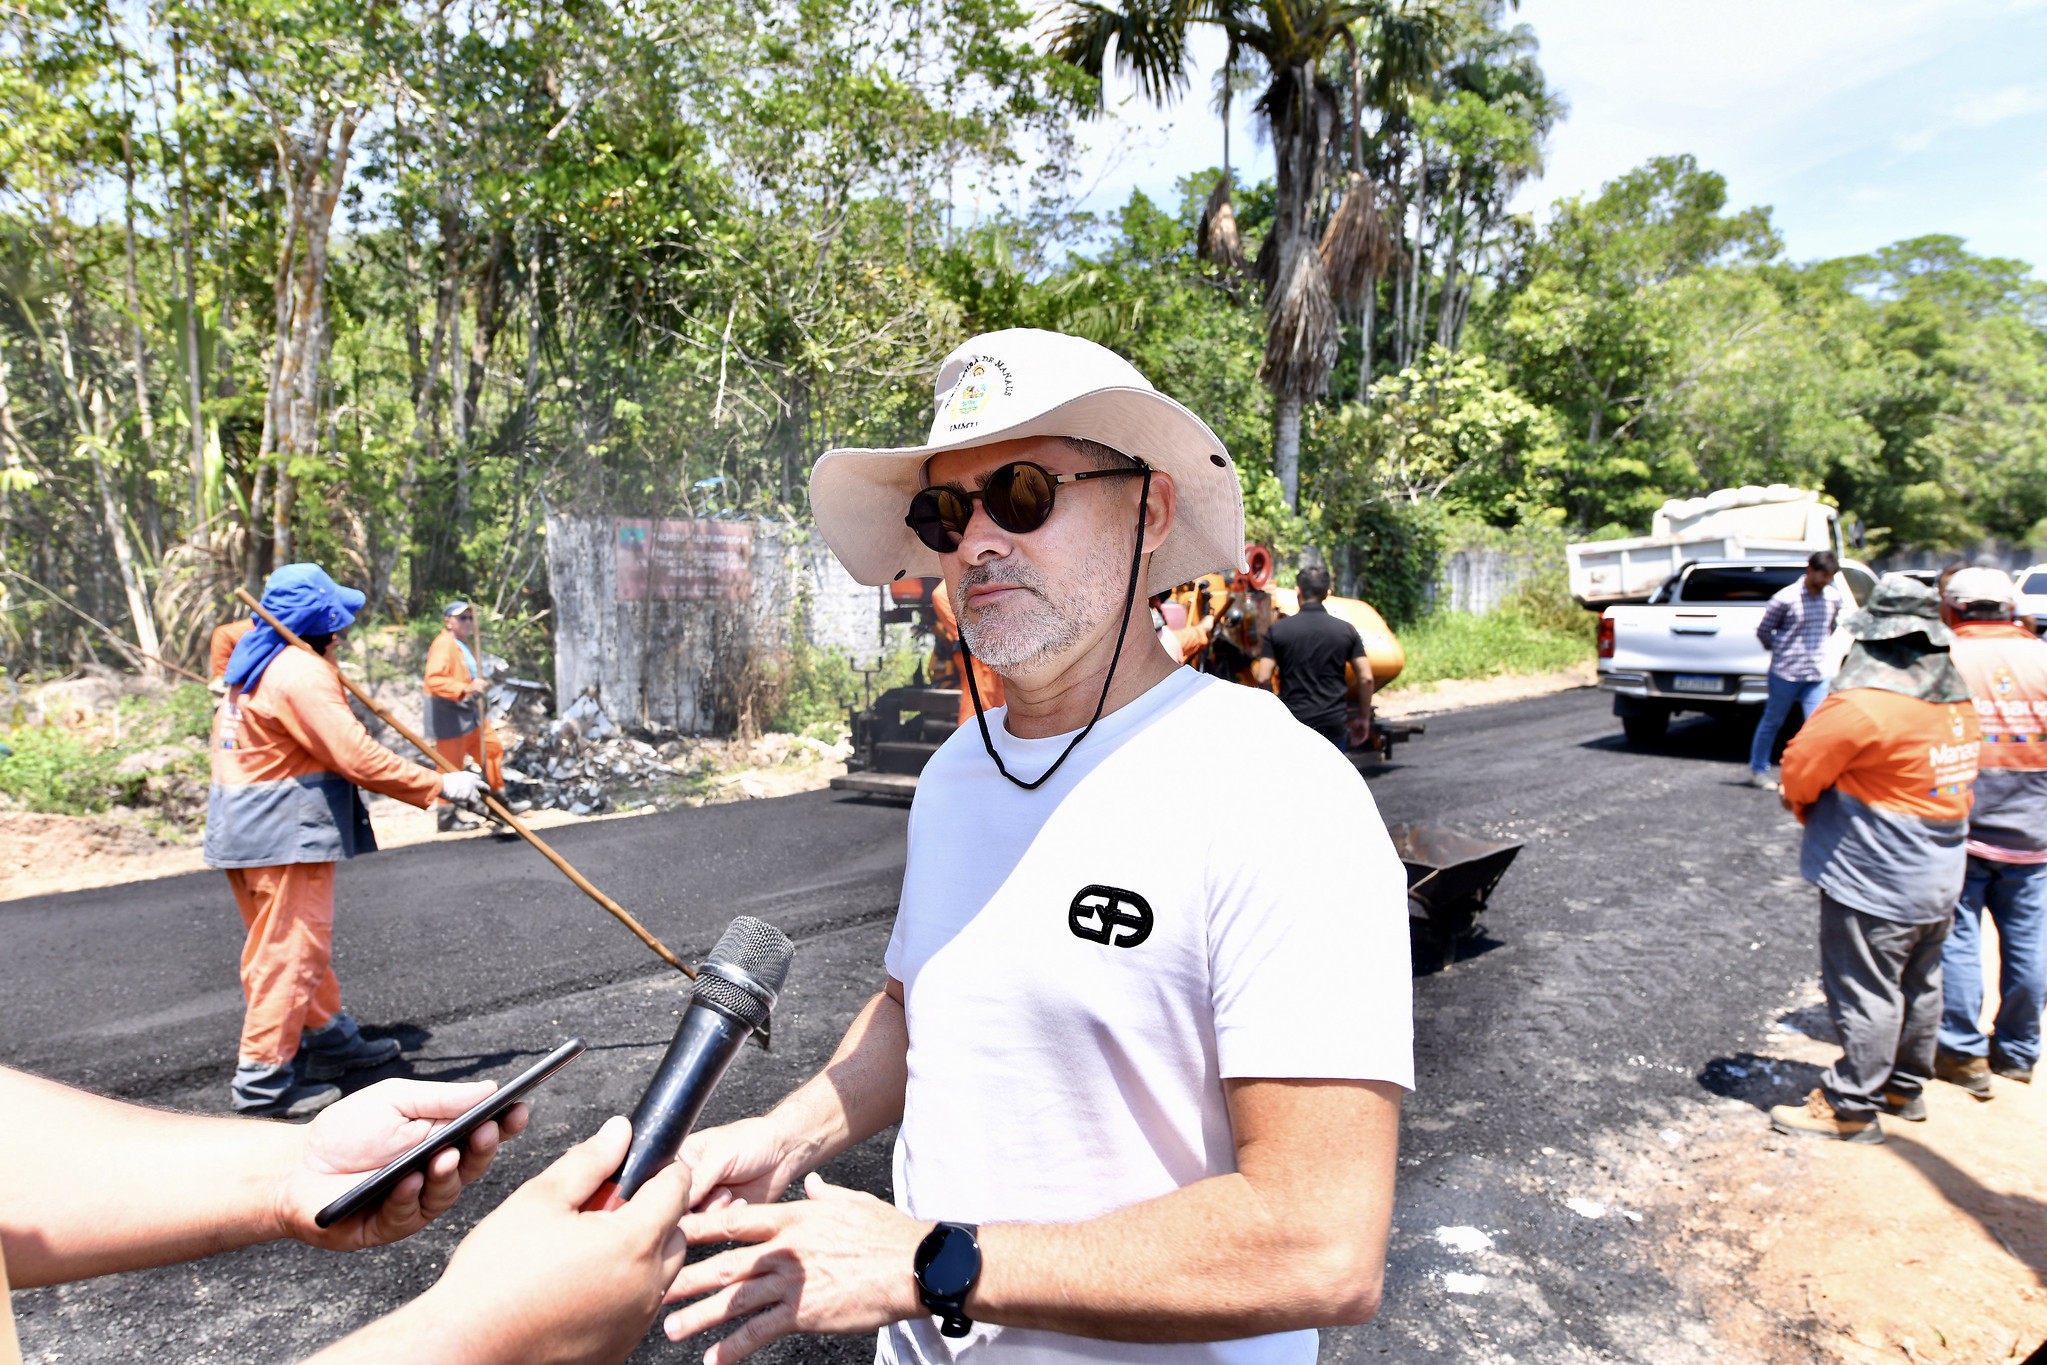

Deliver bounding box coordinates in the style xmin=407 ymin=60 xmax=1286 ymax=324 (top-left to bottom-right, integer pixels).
xmin=1065 ymin=0 xmax=2047 ymax=273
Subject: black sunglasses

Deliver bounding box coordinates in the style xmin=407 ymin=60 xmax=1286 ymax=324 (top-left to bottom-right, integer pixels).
xmin=905 ymin=460 xmax=1146 ymax=554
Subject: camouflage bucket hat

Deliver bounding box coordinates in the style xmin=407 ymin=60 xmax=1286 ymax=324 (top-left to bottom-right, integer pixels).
xmin=1841 ymin=573 xmax=1954 ymax=647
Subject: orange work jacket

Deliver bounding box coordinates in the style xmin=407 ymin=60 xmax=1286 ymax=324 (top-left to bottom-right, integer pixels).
xmin=208 ymin=618 xmax=255 ymax=682
xmin=1782 ymin=686 xmax=1980 ymax=923
xmin=1950 ymin=621 xmax=2047 ymax=856
xmin=424 ymin=628 xmax=483 ymax=742
xmin=204 ymin=646 xmax=441 ymax=868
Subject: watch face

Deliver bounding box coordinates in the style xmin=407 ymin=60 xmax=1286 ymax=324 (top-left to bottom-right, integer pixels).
xmin=916 ymin=1225 xmax=980 ymax=1298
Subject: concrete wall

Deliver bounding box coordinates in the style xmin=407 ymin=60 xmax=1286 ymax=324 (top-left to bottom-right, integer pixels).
xmin=1427 ymin=547 xmax=1543 ymax=616
xmin=546 ymin=515 xmax=885 ymax=735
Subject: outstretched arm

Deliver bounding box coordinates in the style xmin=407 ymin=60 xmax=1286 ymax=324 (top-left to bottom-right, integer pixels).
xmin=309 ymin=1117 xmax=691 ymax=1365
xmin=679 ymin=981 xmax=909 ymax=1213
xmin=0 ymin=1068 xmax=525 ymax=1288
xmin=664 ymin=1076 xmax=1401 ymax=1361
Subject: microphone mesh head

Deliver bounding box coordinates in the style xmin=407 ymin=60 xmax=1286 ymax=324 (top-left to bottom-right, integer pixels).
xmin=693 ymin=916 xmax=795 ymax=1030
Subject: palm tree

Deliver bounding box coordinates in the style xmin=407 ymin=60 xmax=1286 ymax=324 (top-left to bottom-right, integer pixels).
xmin=1052 ymin=0 xmax=1454 ymax=510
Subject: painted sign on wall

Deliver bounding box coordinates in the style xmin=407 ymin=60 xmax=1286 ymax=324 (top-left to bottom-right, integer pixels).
xmin=614 ymin=519 xmax=753 ymax=600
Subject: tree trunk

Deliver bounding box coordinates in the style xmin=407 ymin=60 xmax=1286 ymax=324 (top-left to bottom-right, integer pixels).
xmin=265 ymin=106 xmax=361 ymax=570
xmin=173 ymin=43 xmax=207 ymax=543
xmin=0 ymin=350 xmax=24 ymax=559
xmin=1358 ymin=284 xmax=1376 ymax=403
xmin=1274 ymin=391 xmax=1303 ymax=508
xmin=119 ymin=124 xmax=160 ymax=490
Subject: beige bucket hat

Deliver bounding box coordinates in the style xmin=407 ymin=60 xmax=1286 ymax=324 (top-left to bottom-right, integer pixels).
xmin=809 ymin=328 xmax=1247 ymax=595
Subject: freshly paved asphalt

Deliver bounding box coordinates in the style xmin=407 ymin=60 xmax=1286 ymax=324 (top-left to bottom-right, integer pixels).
xmin=4 ymin=687 xmax=1825 ymax=1362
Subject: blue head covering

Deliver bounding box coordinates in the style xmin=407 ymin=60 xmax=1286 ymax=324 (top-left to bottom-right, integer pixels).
xmin=224 ymin=564 xmax=367 ymax=692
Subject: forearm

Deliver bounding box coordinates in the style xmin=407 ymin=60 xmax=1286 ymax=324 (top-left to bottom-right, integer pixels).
xmin=970 ymin=1176 xmax=1383 ymax=1340
xmin=306 ymin=1287 xmax=507 ymax=1365
xmin=768 ymin=989 xmax=908 ymax=1172
xmin=964 ymin=1080 xmax=1400 ymax=1341
xmin=0 ymin=1069 xmax=294 ymax=1286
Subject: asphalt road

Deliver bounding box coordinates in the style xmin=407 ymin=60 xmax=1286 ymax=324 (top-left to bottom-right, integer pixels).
xmin=4 ymin=687 xmax=1823 ymax=1362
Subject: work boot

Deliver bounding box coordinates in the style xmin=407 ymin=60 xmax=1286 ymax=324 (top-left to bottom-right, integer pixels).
xmin=1769 ymin=1088 xmax=1884 ymax=1144
xmin=301 ymin=1013 xmax=403 ymax=1081
xmin=1990 ymin=1050 xmax=2033 ymax=1084
xmin=232 ymin=1062 xmax=342 ymax=1120
xmin=1935 ymin=1048 xmax=1995 ymax=1100
xmin=437 ymin=804 xmax=480 ymax=834
xmin=1878 ymin=1089 xmax=1927 ymax=1122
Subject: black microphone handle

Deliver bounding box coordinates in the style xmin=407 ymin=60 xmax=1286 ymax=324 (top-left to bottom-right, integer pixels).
xmin=587 ymin=1002 xmax=752 ymax=1209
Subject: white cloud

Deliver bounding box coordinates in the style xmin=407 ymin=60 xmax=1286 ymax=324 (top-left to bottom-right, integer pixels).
xmin=1953 ymin=82 xmax=2047 ymax=126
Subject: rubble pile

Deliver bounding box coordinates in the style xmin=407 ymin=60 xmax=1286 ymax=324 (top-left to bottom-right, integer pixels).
xmin=498 ymin=692 xmax=709 ymax=815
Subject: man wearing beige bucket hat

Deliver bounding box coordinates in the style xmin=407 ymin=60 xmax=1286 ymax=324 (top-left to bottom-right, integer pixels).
xmin=666 ymin=329 xmax=1413 ymax=1362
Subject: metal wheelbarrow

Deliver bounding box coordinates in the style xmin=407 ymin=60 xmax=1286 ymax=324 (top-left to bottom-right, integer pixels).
xmin=1389 ymin=824 xmax=1523 ymax=973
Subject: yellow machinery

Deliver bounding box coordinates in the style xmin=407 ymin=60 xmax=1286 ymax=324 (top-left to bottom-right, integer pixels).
xmin=1162 ymin=546 xmax=1421 ymax=762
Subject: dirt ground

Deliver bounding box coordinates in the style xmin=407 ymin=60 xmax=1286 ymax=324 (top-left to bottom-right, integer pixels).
xmin=1376 ymin=657 xmax=1599 ymax=719
xmin=1552 ymin=923 xmax=2046 ymax=1364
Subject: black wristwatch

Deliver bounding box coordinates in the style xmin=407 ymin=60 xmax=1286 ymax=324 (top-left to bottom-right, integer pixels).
xmin=913 ymin=1221 xmax=982 ymax=1338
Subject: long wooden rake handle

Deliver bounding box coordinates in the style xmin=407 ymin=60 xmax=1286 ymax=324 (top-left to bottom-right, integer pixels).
xmin=233 ymin=588 xmax=691 ymax=977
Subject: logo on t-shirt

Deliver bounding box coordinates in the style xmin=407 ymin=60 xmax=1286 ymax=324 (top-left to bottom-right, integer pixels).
xmin=1068 ymin=884 xmax=1153 ymax=949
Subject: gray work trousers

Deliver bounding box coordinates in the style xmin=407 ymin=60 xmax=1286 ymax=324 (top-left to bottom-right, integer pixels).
xmin=1819 ymin=891 xmax=1950 ymax=1120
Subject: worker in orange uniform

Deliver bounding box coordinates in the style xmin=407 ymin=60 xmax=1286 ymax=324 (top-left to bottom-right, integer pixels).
xmin=207 ymin=615 xmax=254 ymax=690
xmin=424 ymin=601 xmax=505 ymax=833
xmin=931 ymin=579 xmax=1004 ymax=728
xmin=208 ymin=564 xmax=486 ymax=1117
xmin=1770 ymin=575 xmax=1980 ymax=1144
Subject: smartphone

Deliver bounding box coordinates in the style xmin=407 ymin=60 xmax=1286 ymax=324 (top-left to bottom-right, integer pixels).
xmin=314 ymin=1037 xmax=586 ymax=1229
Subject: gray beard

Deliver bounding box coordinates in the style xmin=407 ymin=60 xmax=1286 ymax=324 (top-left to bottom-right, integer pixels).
xmin=957 ymin=534 xmax=1134 ymax=675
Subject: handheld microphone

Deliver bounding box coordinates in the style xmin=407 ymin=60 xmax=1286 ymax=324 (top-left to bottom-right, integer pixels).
xmin=584 ymin=915 xmax=795 ymax=1211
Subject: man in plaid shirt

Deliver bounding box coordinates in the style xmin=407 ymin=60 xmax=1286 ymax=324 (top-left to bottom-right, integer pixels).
xmin=1749 ymin=550 xmax=1844 ymax=790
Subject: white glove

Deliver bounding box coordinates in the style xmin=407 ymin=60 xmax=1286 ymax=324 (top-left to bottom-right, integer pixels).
xmin=440 ymin=770 xmax=486 ymax=804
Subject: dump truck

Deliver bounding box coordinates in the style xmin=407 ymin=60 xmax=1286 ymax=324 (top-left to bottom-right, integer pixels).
xmin=1568 ymin=485 xmax=1850 ymax=609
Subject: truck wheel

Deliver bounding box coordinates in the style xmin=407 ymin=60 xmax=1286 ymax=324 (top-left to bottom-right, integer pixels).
xmin=1621 ymin=708 xmax=1670 ymax=747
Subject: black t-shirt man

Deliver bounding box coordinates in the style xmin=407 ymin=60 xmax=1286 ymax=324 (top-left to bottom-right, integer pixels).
xmin=1256 ymin=571 xmax=1371 ymax=751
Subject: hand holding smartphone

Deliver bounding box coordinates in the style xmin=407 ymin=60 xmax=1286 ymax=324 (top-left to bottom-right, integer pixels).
xmin=314 ymin=1038 xmax=586 ymax=1229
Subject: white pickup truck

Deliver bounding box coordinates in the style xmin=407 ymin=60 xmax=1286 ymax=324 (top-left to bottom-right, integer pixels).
xmin=1596 ymin=559 xmax=1874 ymax=746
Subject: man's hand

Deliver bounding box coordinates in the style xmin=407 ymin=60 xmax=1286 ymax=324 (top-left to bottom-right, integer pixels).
xmin=680 ymin=1115 xmax=808 ymax=1212
xmin=311 ymin=1117 xmax=692 ymax=1365
xmin=468 ymin=676 xmax=491 ymax=698
xmin=663 ymin=1173 xmax=926 ymax=1364
xmin=276 ymin=1078 xmax=529 ymax=1253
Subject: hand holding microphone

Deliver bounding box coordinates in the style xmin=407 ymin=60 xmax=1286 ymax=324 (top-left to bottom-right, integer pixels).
xmin=586 ymin=916 xmax=796 ymax=1211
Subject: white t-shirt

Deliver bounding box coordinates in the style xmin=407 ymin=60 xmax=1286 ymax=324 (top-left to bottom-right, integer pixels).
xmin=878 ymin=667 xmax=1414 ymax=1365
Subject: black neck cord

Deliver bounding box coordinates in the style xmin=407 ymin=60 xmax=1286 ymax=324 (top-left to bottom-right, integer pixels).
xmin=959 ymin=465 xmax=1152 ymax=792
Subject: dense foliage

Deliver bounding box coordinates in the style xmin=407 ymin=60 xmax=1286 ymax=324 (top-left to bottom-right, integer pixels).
xmin=1 ymin=0 xmax=2041 ymax=671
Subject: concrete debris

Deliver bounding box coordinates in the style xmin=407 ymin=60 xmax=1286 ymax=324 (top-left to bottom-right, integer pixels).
xmin=497 ymin=691 xmax=708 ymax=816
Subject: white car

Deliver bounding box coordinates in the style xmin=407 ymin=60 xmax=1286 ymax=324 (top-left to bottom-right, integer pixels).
xmin=2014 ymin=564 xmax=2047 ymax=635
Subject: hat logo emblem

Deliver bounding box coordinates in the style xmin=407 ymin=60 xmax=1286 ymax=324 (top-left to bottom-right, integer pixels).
xmin=955 ymin=371 xmax=990 ymax=418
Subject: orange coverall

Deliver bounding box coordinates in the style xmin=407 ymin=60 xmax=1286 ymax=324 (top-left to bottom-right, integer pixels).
xmin=931 ymin=580 xmax=1005 ymax=727
xmin=207 ymin=618 xmax=254 ymax=682
xmin=205 ymin=647 xmax=441 ymax=1068
xmin=424 ymin=628 xmax=504 ymax=800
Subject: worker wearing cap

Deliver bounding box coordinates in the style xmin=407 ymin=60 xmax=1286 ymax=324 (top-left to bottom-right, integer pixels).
xmin=423 ymin=600 xmax=504 ymax=834
xmin=670 ymin=330 xmax=1410 ymax=1361
xmin=1933 ymin=566 xmax=2046 ymax=1096
xmin=1770 ymin=575 xmax=1980 ymax=1143
xmin=207 ymin=615 xmax=254 ymax=690
xmin=208 ymin=565 xmax=485 ymax=1117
